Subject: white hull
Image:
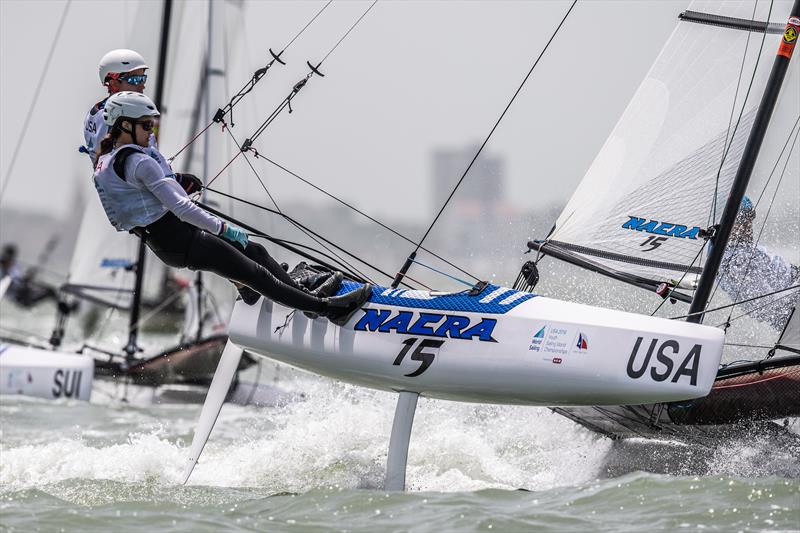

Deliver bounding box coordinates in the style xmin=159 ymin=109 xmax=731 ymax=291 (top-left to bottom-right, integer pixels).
xmin=229 ymin=283 xmax=725 ymax=406
xmin=0 ymin=344 xmax=94 ymax=401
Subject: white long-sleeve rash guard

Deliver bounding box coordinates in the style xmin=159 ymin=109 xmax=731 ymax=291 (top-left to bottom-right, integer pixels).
xmin=125 ymin=152 xmax=223 ymax=234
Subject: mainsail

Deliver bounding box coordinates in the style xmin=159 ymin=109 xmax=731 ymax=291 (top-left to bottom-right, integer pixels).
xmin=534 ymin=0 xmax=798 ymax=290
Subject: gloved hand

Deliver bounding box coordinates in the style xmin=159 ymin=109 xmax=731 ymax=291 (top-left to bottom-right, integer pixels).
xmin=219 ymin=222 xmax=249 ymax=249
xmin=175 ymin=173 xmax=203 ymax=195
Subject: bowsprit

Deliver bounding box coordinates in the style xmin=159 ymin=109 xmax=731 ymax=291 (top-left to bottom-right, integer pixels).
xmin=354 ymin=309 xmax=498 ymax=342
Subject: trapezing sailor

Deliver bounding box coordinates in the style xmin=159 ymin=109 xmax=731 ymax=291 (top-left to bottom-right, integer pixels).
xmin=718 ymin=196 xmax=799 ymax=330
xmin=82 ymin=49 xmax=202 ymax=192
xmin=91 ymin=90 xmax=372 ymax=325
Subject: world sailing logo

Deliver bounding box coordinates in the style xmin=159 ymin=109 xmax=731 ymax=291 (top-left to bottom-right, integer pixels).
xmin=621 ymin=216 xmax=701 ymax=240
xmin=528 ymin=326 xmax=546 ymax=352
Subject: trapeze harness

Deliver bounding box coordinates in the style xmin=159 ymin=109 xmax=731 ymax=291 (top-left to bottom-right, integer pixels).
xmin=93 ymin=144 xmax=325 ymax=313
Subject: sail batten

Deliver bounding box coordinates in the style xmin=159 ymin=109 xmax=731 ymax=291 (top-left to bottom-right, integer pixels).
xmin=679 ymin=10 xmax=785 ymax=34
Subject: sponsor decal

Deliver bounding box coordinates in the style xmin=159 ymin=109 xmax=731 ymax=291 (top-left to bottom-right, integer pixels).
xmin=354 ymin=309 xmax=497 ymax=342
xmin=528 ymin=326 xmax=547 ymax=352
xmin=529 ymin=324 xmax=590 ymax=365
xmin=575 ymin=333 xmax=588 ymax=351
xmin=626 ymin=337 xmax=701 ymax=386
xmin=621 ymin=216 xmax=701 ymax=240
xmin=778 ymin=16 xmax=799 ymax=58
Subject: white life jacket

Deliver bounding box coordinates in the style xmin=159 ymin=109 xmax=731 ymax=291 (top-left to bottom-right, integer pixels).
xmin=93 ymin=144 xmax=171 ymax=231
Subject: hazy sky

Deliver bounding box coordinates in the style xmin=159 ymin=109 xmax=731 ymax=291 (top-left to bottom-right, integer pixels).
xmin=0 ymin=0 xmax=691 ymax=224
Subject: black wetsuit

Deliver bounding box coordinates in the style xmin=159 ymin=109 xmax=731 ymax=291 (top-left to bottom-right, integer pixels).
xmin=135 ymin=212 xmax=325 ymax=313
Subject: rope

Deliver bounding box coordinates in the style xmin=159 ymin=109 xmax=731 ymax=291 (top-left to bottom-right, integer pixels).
xmin=202 ymin=186 xmax=412 ymax=287
xmin=167 ymin=0 xmax=334 ymax=162
xmin=708 ymin=0 xmax=762 ymax=223
xmin=669 ymin=284 xmax=799 ymax=320
xmin=704 ymin=0 xmax=774 ymax=306
xmin=248 ymin=151 xmax=480 ymax=282
xmin=216 ymin=126 xmax=376 ymax=283
xmin=319 ymin=0 xmax=378 ymax=65
xmin=721 ymin=118 xmax=800 ymax=326
xmin=0 ymin=0 xmax=72 ymax=202
xmin=393 ymin=0 xmax=577 ymax=286
xmin=410 ymin=258 xmax=472 ymax=287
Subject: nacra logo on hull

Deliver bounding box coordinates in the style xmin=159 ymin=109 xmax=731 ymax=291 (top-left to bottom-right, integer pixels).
xmin=355 ymin=309 xmax=498 ymax=342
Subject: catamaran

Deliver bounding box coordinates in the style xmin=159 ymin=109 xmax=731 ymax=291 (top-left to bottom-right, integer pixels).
xmin=178 ymin=0 xmax=798 ymax=490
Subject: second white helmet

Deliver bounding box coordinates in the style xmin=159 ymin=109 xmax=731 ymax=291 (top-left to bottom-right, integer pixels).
xmin=98 ymin=49 xmax=148 ymax=84
xmin=103 ymin=91 xmax=160 ymax=127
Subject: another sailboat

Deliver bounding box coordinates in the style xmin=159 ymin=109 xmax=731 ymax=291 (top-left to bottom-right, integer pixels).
xmin=0 ymin=0 xmax=265 ymax=404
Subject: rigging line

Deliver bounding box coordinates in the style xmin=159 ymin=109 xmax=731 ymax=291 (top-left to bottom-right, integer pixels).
xmin=708 ymin=114 xmax=800 ymax=310
xmin=168 ymin=1 xmax=334 ymax=162
xmin=319 ymin=0 xmax=378 ymax=66
xmin=242 ymin=0 xmax=379 ymax=151
xmin=722 ymin=118 xmax=800 ymax=324
xmin=249 ymin=151 xmax=481 ymax=282
xmin=649 ymin=245 xmax=706 ymax=317
xmin=409 ymin=258 xmax=472 ymax=287
xmin=0 ymin=0 xmax=72 ymax=202
xmin=720 ymin=289 xmax=799 ymax=328
xmin=723 ymin=342 xmax=780 ymax=349
xmin=224 ymin=126 xmax=281 ymax=212
xmin=669 ymin=283 xmax=799 ymax=320
xmin=710 ymin=0 xmax=761 ymax=223
xmin=202 ymin=186 xmax=414 ymax=287
xmin=220 ymin=127 xmax=376 ymax=283
xmin=701 ymin=0 xmax=774 ymax=284
xmin=394 ymin=0 xmax=578 ymax=286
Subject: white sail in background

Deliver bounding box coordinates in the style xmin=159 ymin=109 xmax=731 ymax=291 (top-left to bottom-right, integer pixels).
xmin=61 ymin=195 xmax=139 ymax=309
xmin=544 ymin=0 xmax=797 ymax=285
xmin=777 ymin=307 xmax=799 ymax=353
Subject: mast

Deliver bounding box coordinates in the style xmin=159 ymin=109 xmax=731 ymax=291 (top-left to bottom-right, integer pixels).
xmin=687 ymin=2 xmax=800 ymax=324
xmin=124 ymin=0 xmax=174 ymax=358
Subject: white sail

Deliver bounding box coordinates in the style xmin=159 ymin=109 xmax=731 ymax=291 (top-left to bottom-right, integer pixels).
xmin=61 ymin=194 xmax=139 ymax=309
xmin=543 ymin=0 xmax=797 ymax=285
xmin=777 ymin=307 xmax=799 ymax=353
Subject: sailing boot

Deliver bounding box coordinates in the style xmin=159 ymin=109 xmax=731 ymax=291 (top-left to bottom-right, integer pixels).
xmin=310 ymin=271 xmax=344 ymax=298
xmin=236 ymin=285 xmax=261 ymax=305
xmin=302 ymin=271 xmax=344 ymax=320
xmin=323 ymin=283 xmax=373 ymax=327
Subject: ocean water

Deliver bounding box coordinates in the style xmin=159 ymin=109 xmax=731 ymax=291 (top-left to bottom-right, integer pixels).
xmin=2 ymin=369 xmax=799 ymax=532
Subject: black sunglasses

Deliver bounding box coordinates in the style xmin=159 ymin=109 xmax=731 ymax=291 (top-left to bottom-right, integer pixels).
xmin=136 ymin=120 xmax=155 ymax=132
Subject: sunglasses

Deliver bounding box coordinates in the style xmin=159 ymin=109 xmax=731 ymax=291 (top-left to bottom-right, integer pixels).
xmin=137 ymin=120 xmax=155 ymax=132
xmin=118 ymin=73 xmax=147 ymax=85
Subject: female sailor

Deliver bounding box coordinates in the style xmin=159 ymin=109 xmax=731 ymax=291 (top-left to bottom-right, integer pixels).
xmin=92 ymin=90 xmax=371 ymax=325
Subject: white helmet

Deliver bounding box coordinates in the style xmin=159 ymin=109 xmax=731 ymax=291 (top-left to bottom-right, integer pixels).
xmin=103 ymin=91 xmax=160 ymax=127
xmin=98 ymin=49 xmax=148 ymax=84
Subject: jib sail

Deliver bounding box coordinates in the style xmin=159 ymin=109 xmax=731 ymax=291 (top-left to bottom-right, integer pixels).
xmin=534 ymin=0 xmax=798 ymax=289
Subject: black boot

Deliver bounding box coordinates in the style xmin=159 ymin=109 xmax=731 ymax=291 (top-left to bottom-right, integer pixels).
xmin=323 ymin=284 xmax=373 ymax=327
xmin=237 ymin=285 xmax=261 ymax=305
xmin=310 ymin=271 xmax=344 ymax=298
xmin=303 ymin=272 xmax=344 ymax=319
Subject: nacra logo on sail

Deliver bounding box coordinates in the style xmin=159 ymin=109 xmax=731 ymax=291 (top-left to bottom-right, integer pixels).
xmin=354 ymin=309 xmax=498 ymax=342
xmin=621 ymin=216 xmax=701 ymax=240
